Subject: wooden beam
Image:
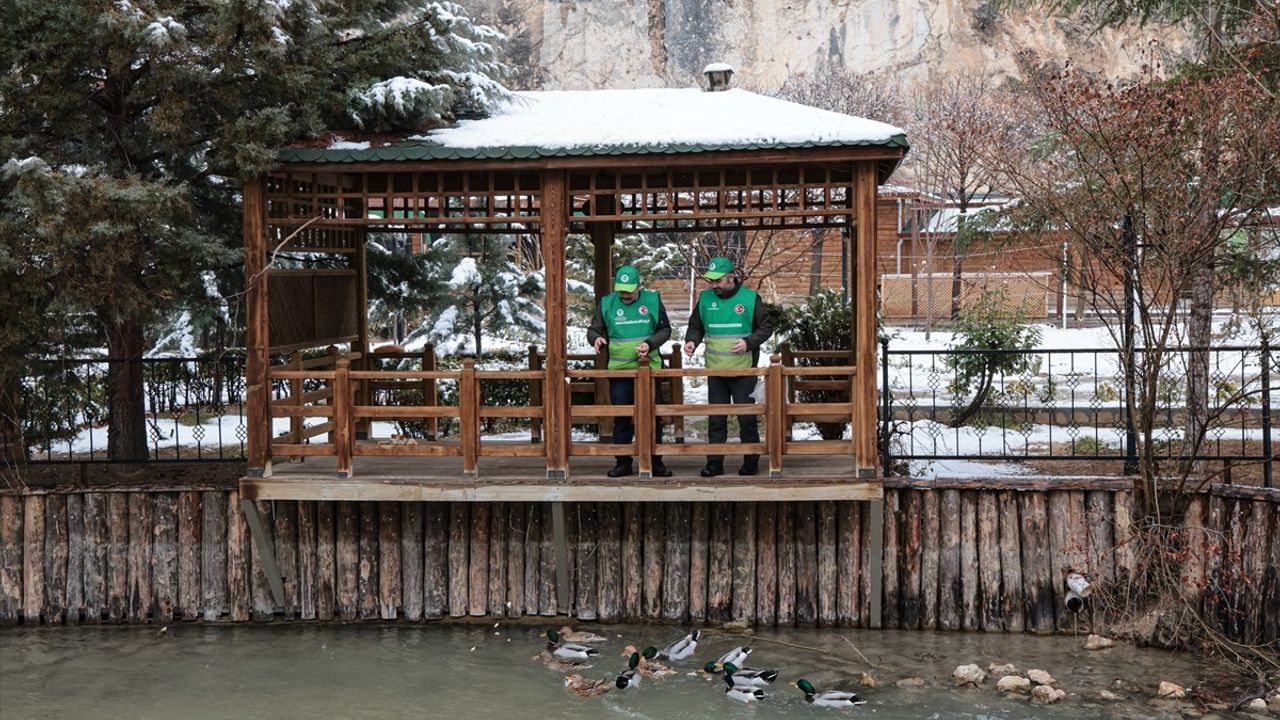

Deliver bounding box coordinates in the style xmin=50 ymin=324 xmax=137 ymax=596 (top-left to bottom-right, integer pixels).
xmin=244 ymin=176 xmax=272 ymax=478
xmin=239 ymin=498 xmax=285 ymax=609
xmin=541 ymin=170 xmax=569 ymax=479
xmin=853 ymin=162 xmax=878 ymax=477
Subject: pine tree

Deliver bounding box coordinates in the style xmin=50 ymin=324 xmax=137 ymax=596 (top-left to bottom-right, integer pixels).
xmin=406 ymin=233 xmax=544 ymax=355
xmin=1 ymin=1 xmax=508 ymax=459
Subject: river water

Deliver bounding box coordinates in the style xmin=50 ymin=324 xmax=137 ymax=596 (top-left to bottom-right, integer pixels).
xmin=0 ymin=623 xmax=1229 ymax=719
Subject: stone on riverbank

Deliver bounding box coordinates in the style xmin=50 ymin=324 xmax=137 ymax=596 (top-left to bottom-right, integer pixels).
xmin=896 ymin=677 xmax=927 ymax=689
xmin=1083 ymin=634 xmax=1115 ymax=650
xmin=996 ymin=675 xmax=1031 ymax=695
xmin=857 ymin=672 xmax=880 ymax=688
xmin=1031 ymin=685 xmax=1066 ymax=705
xmin=1157 ymin=681 xmax=1186 ymax=699
xmin=953 ymin=664 xmax=986 ymax=687
xmin=1027 ymin=669 xmax=1056 ymax=686
xmin=987 ymin=663 xmax=1019 ymax=678
xmin=1243 ymin=697 xmax=1268 ymax=714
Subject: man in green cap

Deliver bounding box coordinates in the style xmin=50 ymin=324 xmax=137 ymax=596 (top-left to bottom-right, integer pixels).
xmin=587 ymin=265 xmax=673 ymax=478
xmin=683 ymin=255 xmax=775 ymax=476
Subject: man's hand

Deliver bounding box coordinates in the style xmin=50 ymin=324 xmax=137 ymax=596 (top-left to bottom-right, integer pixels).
xmin=683 ymin=341 xmax=696 ymax=357
xmin=593 ymin=336 xmax=608 ymax=352
xmin=731 ymin=339 xmax=748 ymax=354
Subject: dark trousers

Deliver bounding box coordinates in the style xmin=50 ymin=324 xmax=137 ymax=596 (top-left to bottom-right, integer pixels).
xmin=707 ymin=375 xmax=759 ymax=465
xmin=609 ymin=377 xmax=664 ymax=466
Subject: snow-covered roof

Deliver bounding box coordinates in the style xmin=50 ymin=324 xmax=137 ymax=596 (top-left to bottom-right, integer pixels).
xmin=279 ymin=88 xmax=908 ymax=165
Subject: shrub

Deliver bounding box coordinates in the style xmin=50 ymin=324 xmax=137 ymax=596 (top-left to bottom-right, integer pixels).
xmin=945 ymin=289 xmax=1042 ymax=427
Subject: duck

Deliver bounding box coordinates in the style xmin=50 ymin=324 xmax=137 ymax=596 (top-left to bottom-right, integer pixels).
xmin=721 ymin=662 xmax=779 ymax=689
xmin=723 ymin=672 xmax=766 ymax=703
xmin=796 ymin=678 xmax=866 ymax=708
xmin=564 ymin=673 xmax=611 ymax=698
xmin=559 ymin=625 xmax=607 ymax=643
xmin=704 ymin=646 xmax=752 ymax=673
xmin=546 ymin=627 xmax=601 ymax=661
xmin=628 ymin=646 xmax=678 ymax=679
xmin=658 ymin=630 xmax=699 ymax=661
xmin=615 ymin=652 xmax=642 ymax=689
xmin=531 ymin=649 xmax=592 ymax=672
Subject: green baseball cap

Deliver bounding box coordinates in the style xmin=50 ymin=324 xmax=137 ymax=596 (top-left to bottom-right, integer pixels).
xmin=614 ymin=265 xmax=640 ymax=292
xmin=702 ymin=256 xmax=734 ymax=280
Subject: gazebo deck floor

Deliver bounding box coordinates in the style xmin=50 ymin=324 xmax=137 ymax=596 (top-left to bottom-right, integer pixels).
xmin=241 ymin=452 xmax=881 ymax=502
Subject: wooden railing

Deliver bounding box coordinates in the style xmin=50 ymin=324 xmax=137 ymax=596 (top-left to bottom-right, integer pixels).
xmin=266 ymin=347 xmax=862 ymax=479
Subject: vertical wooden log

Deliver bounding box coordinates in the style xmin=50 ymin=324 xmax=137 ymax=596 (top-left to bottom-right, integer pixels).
xmin=661 ymin=503 xmax=690 ymax=622
xmin=83 ymin=493 xmax=108 ymax=623
xmin=522 ymin=503 xmax=541 ymax=617
xmin=899 ymin=491 xmax=921 ymax=629
xmin=937 ymin=489 xmax=961 ymax=631
xmin=959 ymin=491 xmax=979 ymax=631
xmin=22 ymin=495 xmax=45 ymax=624
xmin=997 ymin=490 xmax=1024 ymax=633
xmin=358 ymin=502 xmax=379 ymax=619
xmin=919 ymin=491 xmax=941 ymax=630
xmin=448 ymin=503 xmax=469 ymax=618
xmin=177 ymin=491 xmax=201 ymax=622
xmin=879 ymin=494 xmax=899 ymax=630
xmin=733 ymin=502 xmax=758 ymax=625
xmin=468 ymin=502 xmax=489 ymax=617
xmin=976 ymin=491 xmax=1002 ymax=631
xmin=688 ymin=502 xmax=709 ymax=624
xmin=0 ymin=495 xmax=22 ymax=623
xmin=1047 ymin=491 xmax=1080 ymax=631
xmin=488 ymin=502 xmax=508 ymax=618
xmin=621 ymin=502 xmax=642 ymax=619
xmin=506 ymin=502 xmax=526 ymax=619
xmin=1085 ymin=491 xmax=1115 ymax=587
xmin=1224 ymin=498 xmax=1247 ymax=638
xmin=107 ymin=493 xmax=129 ymax=623
xmin=1241 ymin=500 xmax=1270 ymax=644
xmin=708 ymin=502 xmax=735 ymax=623
xmin=65 ymin=494 xmax=83 ymax=625
xmin=333 ymin=359 xmax=353 ymax=477
xmin=794 ymin=501 xmax=818 ymax=625
xmin=567 ymin=503 xmax=590 ymax=619
xmin=335 ymin=501 xmax=359 ymax=621
xmin=538 ymin=503 xmax=557 ymax=616
xmin=422 ymin=502 xmax=447 ymax=620
xmin=400 ymin=502 xmax=423 ymax=621
xmin=1181 ymin=495 xmax=1206 ymax=615
xmin=227 ymin=491 xmax=250 ymax=622
xmin=152 ymin=492 xmax=178 ymax=624
xmin=815 ymin=501 xmax=838 ymax=627
xmin=315 ymin=501 xmax=336 ymax=621
xmin=200 ymin=491 xmax=227 ymax=621
xmin=379 ymin=501 xmax=401 ymax=620
xmin=1112 ymin=491 xmax=1137 ymax=589
xmin=756 ymin=502 xmax=778 ymax=627
xmin=243 ymin=175 xmax=271 ymax=477
xmin=249 ymin=501 xmax=274 ymax=622
xmin=297 ymin=501 xmax=317 ymax=621
xmin=836 ymin=500 xmax=862 ymax=628
xmin=541 ymin=170 xmax=570 ymax=477
xmin=641 ymin=503 xmax=664 ymax=619
xmin=1203 ymin=494 xmax=1227 ymax=633
xmin=1020 ymin=492 xmax=1054 ymax=633
xmin=776 ymin=502 xmax=797 ymax=626
xmin=460 ymin=360 xmax=479 ymax=477
xmin=852 ymin=162 xmax=878 ymax=474
xmin=127 ymin=493 xmax=152 ymax=624
xmin=596 ymin=502 xmax=620 ymax=622
xmin=273 ymin=500 xmax=298 ymax=618
xmin=43 ymin=494 xmax=68 ymax=625
xmin=1263 ymin=496 xmax=1280 ymax=645
xmin=858 ymin=502 xmax=873 ymax=625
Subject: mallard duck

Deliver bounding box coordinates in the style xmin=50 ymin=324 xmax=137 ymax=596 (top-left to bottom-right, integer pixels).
xmin=532 ymin=649 xmax=592 ymax=672
xmin=559 ymin=625 xmax=607 ymax=643
xmin=546 ymin=627 xmax=600 ymax=661
xmin=620 ymin=645 xmax=677 ymax=679
xmin=615 ymin=652 xmax=642 ymax=689
xmin=564 ymin=673 xmax=611 ymax=698
xmin=716 ymin=646 xmax=752 ymax=669
xmin=796 ymin=678 xmax=866 ymax=708
xmin=724 ymin=672 xmax=766 ymax=703
xmin=658 ymin=630 xmax=699 ymax=661
xmin=722 ymin=662 xmax=779 ymax=689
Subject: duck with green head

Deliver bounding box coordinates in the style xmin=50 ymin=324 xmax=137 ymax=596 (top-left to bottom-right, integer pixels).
xmin=718 ymin=661 xmax=779 ymax=689
xmin=796 ymin=678 xmax=866 ymax=708
xmin=615 ymin=652 xmax=642 ymax=689
xmin=657 ymin=630 xmax=699 ymax=661
xmin=546 ymin=627 xmax=600 ymax=660
xmin=723 ymin=671 xmax=766 ymax=703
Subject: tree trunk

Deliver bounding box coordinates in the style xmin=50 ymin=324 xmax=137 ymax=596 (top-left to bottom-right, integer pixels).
xmin=104 ymin=316 xmax=149 ymax=461
xmin=807 ymin=230 xmax=824 ymax=295
xmin=1183 ymin=252 xmax=1215 ymax=477
xmin=472 ymin=293 xmax=483 ymax=356
xmin=950 ymin=255 xmax=964 ymax=321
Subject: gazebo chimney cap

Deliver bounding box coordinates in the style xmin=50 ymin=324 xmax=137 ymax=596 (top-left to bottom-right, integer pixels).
xmin=702 ymin=63 xmax=735 ymax=91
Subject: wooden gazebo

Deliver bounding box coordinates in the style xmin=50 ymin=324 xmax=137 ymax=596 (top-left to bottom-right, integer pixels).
xmin=240 ymin=86 xmax=907 ymax=506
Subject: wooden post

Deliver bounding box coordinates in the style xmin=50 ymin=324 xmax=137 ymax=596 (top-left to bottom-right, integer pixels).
xmin=642 ymin=503 xmax=664 ymax=618
xmin=756 ymin=502 xmax=778 ymax=627
xmin=976 ymin=491 xmax=1002 ymax=631
xmin=795 ymin=501 xmax=818 ymax=625
xmin=152 ymin=492 xmax=178 ymax=624
xmin=127 ymin=494 xmax=152 ymax=624
xmin=468 ymin=502 xmax=490 ymax=617
xmin=661 ymin=503 xmax=690 ymax=622
xmin=243 ymin=176 xmax=272 ymax=478
xmin=959 ymin=491 xmax=979 ymax=630
xmin=708 ymin=502 xmax=735 ymax=623
xmin=357 ymin=501 xmax=378 ymax=620
xmin=621 ymin=502 xmax=642 ymax=619
xmin=334 ymin=358 xmax=353 ymax=479
xmin=669 ymin=349 xmax=685 ymax=443
xmin=573 ymin=504 xmax=596 ymax=620
xmin=879 ymin=494 xmax=898 ymax=629
xmin=937 ymin=490 xmax=961 ymax=630
xmin=423 ymin=344 xmax=438 ymax=441
xmin=227 ymin=491 xmax=250 ymax=622
xmin=852 ymin=162 xmax=879 ymax=477
xmin=289 ymin=353 xmax=303 ymax=460
xmin=401 ymin=502 xmax=423 ymax=621
xmin=23 ymin=496 xmax=45 ymax=624
xmin=248 ymin=502 xmax=275 ymax=621
xmin=636 ymin=365 xmax=654 ymax=478
xmin=596 ymin=502 xmax=621 ymax=622
xmin=448 ymin=503 xmax=469 ymax=617
xmin=488 ymin=502 xmax=508 ymax=618
xmin=63 ymin=493 xmax=82 ymax=625
xmin=997 ymin=490 xmax=1024 ymax=632
xmin=273 ymin=499 xmax=298 ymax=617
xmin=767 ymin=356 xmax=784 ymax=476
xmin=1 ymin=495 xmax=23 ymax=624
xmin=84 ymin=493 xmax=108 ymax=624
xmin=379 ymin=501 xmax=402 ymax=620
xmin=507 ymin=501 xmax=526 ymax=619
xmin=177 ymin=491 xmax=201 ymax=622
xmin=315 ymin=501 xmax=336 ymax=622
xmin=335 ymin=501 xmax=358 ymax=621
xmin=1020 ymin=492 xmax=1054 ymax=633
xmin=522 ymin=503 xmax=541 ymax=617
xmin=776 ymin=502 xmax=796 ymax=626
xmin=200 ymin=491 xmax=227 ymax=621
xmin=541 ymin=169 xmax=569 ymax=479
xmin=527 ymin=345 xmax=541 ymax=443
xmin=1241 ymin=500 xmax=1270 ymax=643
xmin=899 ymin=491 xmax=921 ymax=629
xmin=816 ymin=500 xmax=838 ymax=627
xmin=591 ymin=192 xmax=615 ymax=440
xmin=43 ymin=494 xmax=67 ymax=625
xmin=241 ymin=498 xmax=285 ymax=611
xmin=298 ymin=501 xmax=317 ymax=621
xmin=919 ymin=491 xmax=940 ymax=630
xmin=732 ymin=502 xmax=758 ymax=625
xmin=688 ymin=502 xmax=709 ymax=623
xmin=354 ymin=227 xmax=371 ymax=441
xmin=837 ymin=500 xmax=862 ymax=627
xmin=461 ymin=358 xmax=479 ymax=479
xmin=539 ymin=504 xmax=558 ymax=616
xmin=422 ymin=503 xmax=448 ymax=620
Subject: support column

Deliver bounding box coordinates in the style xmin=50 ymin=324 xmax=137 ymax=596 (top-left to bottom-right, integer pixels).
xmin=243 ymin=176 xmax=272 ymax=478
xmin=542 ymin=170 xmax=569 ymax=479
xmin=853 ymin=163 xmax=879 ymax=478
xmin=590 ymin=193 xmax=616 ymax=438
xmin=355 ymin=228 xmax=371 ymax=441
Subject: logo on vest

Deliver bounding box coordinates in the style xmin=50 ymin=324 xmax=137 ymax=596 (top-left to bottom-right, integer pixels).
xmin=615 ymin=308 xmax=624 ymax=317
xmin=735 ymin=304 xmax=745 ymax=314
xmin=710 ymin=302 xmax=718 ymax=310
xmin=638 ymin=306 xmax=648 ymax=315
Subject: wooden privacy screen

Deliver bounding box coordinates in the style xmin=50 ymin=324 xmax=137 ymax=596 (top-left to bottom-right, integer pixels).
xmin=268 ymin=269 xmax=359 ymax=349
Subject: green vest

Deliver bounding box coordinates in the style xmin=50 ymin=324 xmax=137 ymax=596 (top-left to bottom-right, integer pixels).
xmin=602 ymin=290 xmax=662 ymax=369
xmin=697 ymin=286 xmax=757 ymax=369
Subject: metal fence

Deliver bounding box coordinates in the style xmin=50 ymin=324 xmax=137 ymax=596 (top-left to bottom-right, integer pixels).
xmin=880 ymin=341 xmax=1276 ymax=486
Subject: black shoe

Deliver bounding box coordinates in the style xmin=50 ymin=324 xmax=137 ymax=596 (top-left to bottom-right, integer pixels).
xmin=607 ymin=462 xmax=634 ymax=478
xmin=699 ymin=462 xmax=724 ymax=478
xmin=651 ymin=462 xmax=673 ymax=478
xmin=738 ymin=457 xmax=759 ymax=476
